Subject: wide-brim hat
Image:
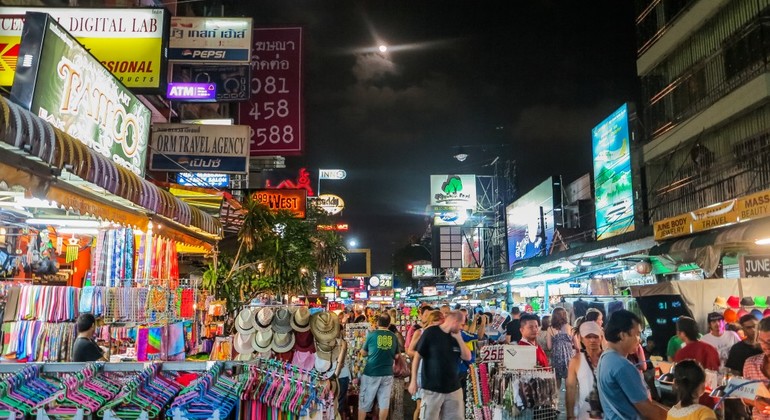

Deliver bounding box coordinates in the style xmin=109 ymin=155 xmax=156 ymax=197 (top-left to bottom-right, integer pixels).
xmin=741 ymin=296 xmax=755 ymax=307
xmin=255 ymin=308 xmax=274 ymax=331
xmin=294 ymin=330 xmax=315 ymax=352
xmin=235 ymin=352 xmax=254 ymax=361
xmin=316 ymin=340 xmax=335 ymax=361
xmin=234 ymin=332 xmax=254 ymax=354
xmin=311 ymin=311 xmax=340 ymax=342
xmin=235 ymin=308 xmax=256 ymax=334
xmin=315 ymin=353 xmax=333 ymax=373
xmin=272 ymin=308 xmax=293 ymax=334
xmin=251 ymin=329 xmax=274 ymax=353
xmin=755 ymin=296 xmax=768 ymax=308
xmin=272 ymin=331 xmax=296 ymax=353
xmin=727 ymin=295 xmax=740 ymax=309
xmin=291 ymin=307 xmax=312 ymax=332
xmin=316 ymin=338 xmax=337 ymax=354
xmin=714 ymin=296 xmax=728 ymax=308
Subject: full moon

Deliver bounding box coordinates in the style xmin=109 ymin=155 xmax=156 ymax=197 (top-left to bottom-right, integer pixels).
xmin=378 ymin=45 xmax=387 ymax=53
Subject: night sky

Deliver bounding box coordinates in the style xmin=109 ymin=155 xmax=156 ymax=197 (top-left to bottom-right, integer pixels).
xmin=230 ymin=1 xmax=640 ymax=273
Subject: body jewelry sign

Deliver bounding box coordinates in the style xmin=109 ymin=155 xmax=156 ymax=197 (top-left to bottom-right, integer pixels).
xmin=10 ymin=12 xmax=152 ymax=176
xmin=150 ymin=123 xmax=250 ymax=174
xmin=0 ymin=7 xmax=168 ymax=90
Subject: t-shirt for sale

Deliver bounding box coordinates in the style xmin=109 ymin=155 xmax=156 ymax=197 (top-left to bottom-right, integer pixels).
xmin=362 ymin=329 xmax=397 ymax=377
xmin=700 ymin=331 xmax=741 ymax=366
xmin=72 ymin=337 xmax=104 ymax=362
xmin=674 ymin=340 xmax=720 ymax=371
xmin=596 ymin=348 xmax=649 ymax=420
xmin=725 ymin=340 xmax=762 ymax=374
xmin=417 ymin=326 xmax=462 ymax=393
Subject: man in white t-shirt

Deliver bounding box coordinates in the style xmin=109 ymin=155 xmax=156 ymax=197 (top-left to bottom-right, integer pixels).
xmin=700 ymin=312 xmax=741 ymax=367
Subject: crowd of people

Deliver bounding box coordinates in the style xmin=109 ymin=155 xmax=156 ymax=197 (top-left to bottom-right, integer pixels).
xmin=335 ymin=304 xmax=770 ymax=420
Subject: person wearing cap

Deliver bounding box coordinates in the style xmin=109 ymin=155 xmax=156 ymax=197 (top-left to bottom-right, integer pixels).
xmin=566 ymin=321 xmax=604 ymax=420
xmin=358 ymin=313 xmax=398 ymax=420
xmin=701 ymin=311 xmax=741 ymax=367
xmin=408 ymin=310 xmax=471 ymax=420
xmin=596 ymin=310 xmax=667 ymax=420
xmin=741 ymin=317 xmax=770 ymax=419
xmin=674 ymin=316 xmax=720 ymax=371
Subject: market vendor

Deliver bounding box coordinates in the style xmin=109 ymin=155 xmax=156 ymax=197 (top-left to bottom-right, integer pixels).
xmin=72 ymin=313 xmax=107 ymax=362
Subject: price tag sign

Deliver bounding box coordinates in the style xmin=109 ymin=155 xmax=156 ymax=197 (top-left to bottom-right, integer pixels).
xmin=240 ymin=27 xmax=304 ymax=156
xmin=479 ymin=345 xmax=506 ymax=363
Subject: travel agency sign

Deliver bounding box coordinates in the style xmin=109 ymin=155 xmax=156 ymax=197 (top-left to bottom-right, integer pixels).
xmin=10 ymin=12 xmax=152 ymax=176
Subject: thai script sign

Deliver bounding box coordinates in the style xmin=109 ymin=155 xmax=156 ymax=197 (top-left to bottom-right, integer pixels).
xmin=10 ymin=12 xmax=152 ymax=176
xmin=0 ymin=7 xmax=168 ymax=90
xmin=240 ymin=27 xmax=304 ymax=156
xmin=166 ymin=82 xmax=216 ymax=101
xmin=150 ymin=123 xmax=250 ymax=174
xmin=168 ymin=17 xmax=252 ymax=63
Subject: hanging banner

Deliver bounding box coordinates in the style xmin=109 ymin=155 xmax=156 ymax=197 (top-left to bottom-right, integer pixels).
xmin=10 ymin=12 xmax=152 ymax=176
xmin=168 ymin=17 xmax=252 ymax=63
xmin=240 ymin=27 xmax=304 ymax=156
xmin=0 ymin=7 xmax=168 ymax=90
xmin=150 ymin=124 xmax=250 ymax=174
xmin=172 ymin=64 xmax=250 ymax=102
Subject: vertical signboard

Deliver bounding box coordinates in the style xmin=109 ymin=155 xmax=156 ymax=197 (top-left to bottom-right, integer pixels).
xmin=11 ymin=12 xmax=152 ymax=176
xmin=0 ymin=7 xmax=169 ymax=90
xmin=592 ymin=104 xmax=635 ymax=240
xmin=239 ymin=27 xmax=304 ymax=156
xmin=505 ymin=177 xmax=556 ymax=269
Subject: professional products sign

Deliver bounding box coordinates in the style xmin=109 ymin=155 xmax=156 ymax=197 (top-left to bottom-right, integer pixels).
xmin=169 ymin=17 xmax=252 ymax=63
xmin=0 ymin=7 xmax=168 ymax=90
xmin=505 ymin=177 xmax=557 ymax=269
xmin=172 ymin=64 xmax=250 ymax=102
xmin=253 ymin=189 xmax=307 ymax=218
xmin=430 ymin=175 xmax=477 ymax=211
xmin=10 ymin=12 xmax=152 ymax=176
xmin=592 ymin=103 xmax=635 ymax=240
xmin=150 ymin=124 xmax=250 ymax=174
xmin=240 ymin=27 xmax=304 ymax=156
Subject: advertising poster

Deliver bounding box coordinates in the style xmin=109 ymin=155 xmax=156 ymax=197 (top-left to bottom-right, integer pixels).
xmin=168 ymin=17 xmax=252 ymax=63
xmin=0 ymin=7 xmax=168 ymax=90
xmin=239 ymin=27 xmax=304 ymax=156
xmin=592 ymin=103 xmax=635 ymax=240
xmin=10 ymin=12 xmax=152 ymax=176
xmin=505 ymin=177 xmax=556 ymax=269
xmin=430 ymin=174 xmax=477 ymax=211
xmin=150 ymin=123 xmax=250 ymax=174
xmin=171 ymin=64 xmax=250 ymax=102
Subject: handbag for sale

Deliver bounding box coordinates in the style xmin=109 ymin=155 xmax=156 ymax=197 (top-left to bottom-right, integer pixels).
xmin=393 ymin=353 xmax=409 ymax=378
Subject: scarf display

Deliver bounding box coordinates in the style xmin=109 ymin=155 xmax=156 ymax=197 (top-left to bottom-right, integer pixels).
xmin=91 ymin=229 xmax=179 ymax=286
xmin=12 ymin=286 xmax=78 ymax=322
xmin=0 ymin=321 xmax=76 ymax=362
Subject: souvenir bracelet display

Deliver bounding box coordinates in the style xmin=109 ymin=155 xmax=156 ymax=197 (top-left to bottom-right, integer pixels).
xmin=345 ymin=323 xmax=371 ymax=392
xmin=466 ymin=364 xmax=558 ymax=420
xmin=394 ymin=306 xmax=419 ymax=338
xmin=0 ymin=359 xmax=336 ymax=420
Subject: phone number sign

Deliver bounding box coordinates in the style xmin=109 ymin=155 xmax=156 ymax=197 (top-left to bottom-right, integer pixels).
xmin=239 ymin=27 xmax=304 ymax=156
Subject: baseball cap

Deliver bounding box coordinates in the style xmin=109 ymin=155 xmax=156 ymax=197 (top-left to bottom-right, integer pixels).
xmin=579 ymin=321 xmax=603 ymax=337
xmin=707 ymin=312 xmax=724 ymax=322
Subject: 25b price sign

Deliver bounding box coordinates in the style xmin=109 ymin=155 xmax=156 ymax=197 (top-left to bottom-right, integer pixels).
xmin=239 ymin=27 xmax=304 ymax=156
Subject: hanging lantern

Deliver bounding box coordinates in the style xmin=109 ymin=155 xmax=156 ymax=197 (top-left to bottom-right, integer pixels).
xmin=636 ymin=260 xmax=652 ymax=275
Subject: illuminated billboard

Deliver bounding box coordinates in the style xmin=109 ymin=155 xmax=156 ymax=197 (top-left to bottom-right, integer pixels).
xmin=505 ymin=177 xmax=558 ymax=269
xmin=0 ymin=7 xmax=169 ymax=90
xmin=592 ymin=104 xmax=635 ymax=240
xmin=430 ymin=174 xmax=477 ymax=211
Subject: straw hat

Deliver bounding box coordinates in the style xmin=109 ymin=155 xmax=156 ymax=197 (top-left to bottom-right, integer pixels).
xmin=272 ymin=308 xmax=293 ymax=334
xmin=291 ymin=307 xmax=312 ymax=332
xmin=294 ymin=330 xmax=316 ymax=353
xmin=310 ymin=311 xmax=340 ymax=342
xmin=234 ymin=332 xmax=254 ymax=354
xmin=235 ymin=308 xmax=256 ymax=334
xmin=251 ymin=329 xmax=274 ymax=353
xmin=740 ymin=296 xmax=755 ymax=307
xmin=316 ymin=340 xmax=335 ymax=361
xmin=272 ymin=331 xmax=296 ymax=353
xmin=255 ymin=308 xmax=274 ymax=332
xmin=727 ymin=295 xmax=740 ymax=309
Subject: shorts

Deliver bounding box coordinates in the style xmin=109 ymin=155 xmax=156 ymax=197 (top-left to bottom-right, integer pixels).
xmin=420 ymin=389 xmax=463 ymax=420
xmin=359 ymin=374 xmax=394 ymax=412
